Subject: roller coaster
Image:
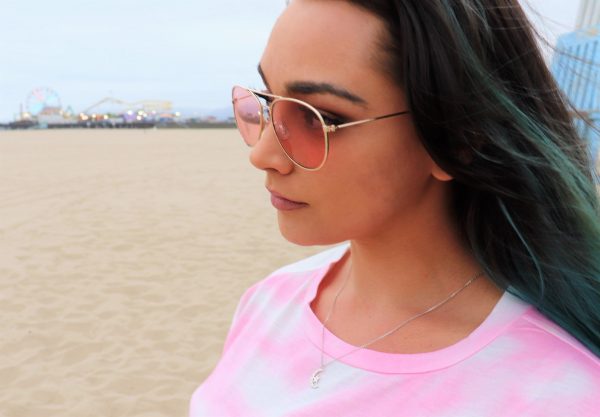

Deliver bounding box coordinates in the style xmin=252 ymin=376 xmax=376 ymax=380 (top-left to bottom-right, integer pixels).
xmin=82 ymin=97 xmax=172 ymax=114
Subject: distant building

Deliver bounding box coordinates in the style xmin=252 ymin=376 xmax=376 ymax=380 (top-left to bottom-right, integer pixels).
xmin=37 ymin=105 xmax=70 ymax=125
xmin=551 ymin=22 xmax=600 ymax=169
xmin=575 ymin=0 xmax=600 ymax=30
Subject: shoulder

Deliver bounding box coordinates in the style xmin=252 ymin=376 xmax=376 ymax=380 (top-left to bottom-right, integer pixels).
xmin=498 ymin=301 xmax=600 ymax=390
xmin=502 ymin=306 xmax=600 ymax=412
xmin=235 ymin=243 xmax=349 ymax=313
xmin=512 ymin=307 xmax=600 ymax=368
xmin=220 ymin=243 xmax=349 ymax=354
xmin=464 ymin=294 xmax=600 ymax=413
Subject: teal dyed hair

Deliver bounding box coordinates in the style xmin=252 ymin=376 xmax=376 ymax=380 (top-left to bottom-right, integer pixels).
xmin=349 ymin=0 xmax=600 ymax=356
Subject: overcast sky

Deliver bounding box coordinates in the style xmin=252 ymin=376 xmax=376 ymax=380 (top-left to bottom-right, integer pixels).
xmin=0 ymin=0 xmax=582 ymax=122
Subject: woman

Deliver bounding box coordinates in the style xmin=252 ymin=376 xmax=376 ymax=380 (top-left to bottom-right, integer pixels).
xmin=191 ymin=1 xmax=600 ymax=415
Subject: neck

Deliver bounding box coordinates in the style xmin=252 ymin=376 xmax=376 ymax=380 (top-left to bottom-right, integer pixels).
xmin=340 ymin=194 xmax=492 ymax=316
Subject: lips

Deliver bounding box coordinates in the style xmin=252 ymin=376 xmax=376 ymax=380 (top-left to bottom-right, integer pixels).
xmin=267 ymin=188 xmax=308 ymax=211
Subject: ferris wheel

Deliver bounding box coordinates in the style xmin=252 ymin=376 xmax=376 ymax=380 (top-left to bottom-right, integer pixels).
xmin=26 ymin=87 xmax=62 ymax=115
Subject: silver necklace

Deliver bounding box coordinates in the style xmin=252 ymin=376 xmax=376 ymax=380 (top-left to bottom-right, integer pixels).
xmin=310 ymin=265 xmax=483 ymax=389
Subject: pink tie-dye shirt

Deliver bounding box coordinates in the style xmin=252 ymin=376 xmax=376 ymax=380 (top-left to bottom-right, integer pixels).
xmin=190 ymin=244 xmax=600 ymax=417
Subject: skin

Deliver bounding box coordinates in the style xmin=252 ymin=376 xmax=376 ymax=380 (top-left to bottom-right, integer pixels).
xmin=250 ymin=0 xmax=503 ymax=353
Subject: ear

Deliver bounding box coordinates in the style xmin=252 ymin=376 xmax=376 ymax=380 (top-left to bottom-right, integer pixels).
xmin=431 ymin=163 xmax=453 ymax=181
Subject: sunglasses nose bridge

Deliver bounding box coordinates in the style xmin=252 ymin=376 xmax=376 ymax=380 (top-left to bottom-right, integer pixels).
xmin=256 ymin=101 xmax=272 ymax=140
xmin=263 ymin=100 xmax=273 ymax=122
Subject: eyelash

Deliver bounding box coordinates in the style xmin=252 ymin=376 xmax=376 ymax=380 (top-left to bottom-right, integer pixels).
xmin=261 ymin=93 xmax=346 ymax=126
xmin=320 ymin=113 xmax=345 ymax=126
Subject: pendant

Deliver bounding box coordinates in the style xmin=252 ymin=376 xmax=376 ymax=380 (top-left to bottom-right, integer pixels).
xmin=311 ymin=368 xmax=324 ymax=389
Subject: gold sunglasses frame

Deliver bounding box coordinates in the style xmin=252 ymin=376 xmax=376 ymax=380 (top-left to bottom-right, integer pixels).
xmin=232 ymin=85 xmax=410 ymax=171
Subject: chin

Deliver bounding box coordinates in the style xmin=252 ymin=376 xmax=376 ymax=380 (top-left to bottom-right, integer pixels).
xmin=277 ymin=215 xmax=346 ymax=247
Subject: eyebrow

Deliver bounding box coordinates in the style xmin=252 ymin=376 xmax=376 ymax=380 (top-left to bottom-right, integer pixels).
xmin=257 ymin=64 xmax=272 ymax=91
xmin=257 ymin=63 xmax=368 ymax=107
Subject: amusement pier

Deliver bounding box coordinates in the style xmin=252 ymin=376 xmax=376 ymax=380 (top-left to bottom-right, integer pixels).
xmin=2 ymin=87 xmax=233 ymax=130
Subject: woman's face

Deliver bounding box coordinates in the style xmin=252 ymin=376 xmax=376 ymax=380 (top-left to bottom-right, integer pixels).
xmin=251 ymin=0 xmax=450 ymax=246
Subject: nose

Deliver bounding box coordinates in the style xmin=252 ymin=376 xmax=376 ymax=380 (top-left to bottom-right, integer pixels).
xmin=249 ymin=120 xmax=294 ymax=174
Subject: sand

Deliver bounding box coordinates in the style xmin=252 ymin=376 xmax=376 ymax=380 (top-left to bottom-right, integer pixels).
xmin=1 ymin=129 xmax=597 ymax=417
xmin=0 ymin=129 xmax=326 ymax=417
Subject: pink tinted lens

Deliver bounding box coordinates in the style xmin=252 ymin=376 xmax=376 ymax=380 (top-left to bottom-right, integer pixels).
xmin=232 ymin=86 xmax=262 ymax=146
xmin=271 ymin=100 xmax=326 ymax=169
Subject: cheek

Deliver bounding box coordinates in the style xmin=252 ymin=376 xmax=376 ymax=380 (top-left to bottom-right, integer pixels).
xmin=276 ymin=128 xmax=435 ymax=245
xmin=324 ymin=131 xmax=434 ymax=229
xmin=363 ymin=138 xmax=433 ymax=203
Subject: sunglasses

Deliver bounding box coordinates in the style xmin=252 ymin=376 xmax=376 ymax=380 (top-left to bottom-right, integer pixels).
xmin=231 ymin=85 xmax=410 ymax=171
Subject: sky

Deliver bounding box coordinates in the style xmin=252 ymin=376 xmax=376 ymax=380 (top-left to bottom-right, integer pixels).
xmin=0 ymin=0 xmax=582 ymax=122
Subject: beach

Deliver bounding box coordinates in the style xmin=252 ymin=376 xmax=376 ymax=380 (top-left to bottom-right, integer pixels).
xmin=1 ymin=129 xmax=598 ymax=417
xmin=0 ymin=129 xmax=326 ymax=417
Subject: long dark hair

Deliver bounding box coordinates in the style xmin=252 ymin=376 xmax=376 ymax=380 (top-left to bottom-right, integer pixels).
xmin=347 ymin=0 xmax=600 ymax=356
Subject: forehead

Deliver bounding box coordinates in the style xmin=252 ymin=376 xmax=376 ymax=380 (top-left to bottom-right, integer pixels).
xmin=260 ymin=0 xmax=386 ymax=92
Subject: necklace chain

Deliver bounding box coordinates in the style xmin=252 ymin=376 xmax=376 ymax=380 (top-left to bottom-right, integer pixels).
xmin=310 ymin=263 xmax=483 ymax=389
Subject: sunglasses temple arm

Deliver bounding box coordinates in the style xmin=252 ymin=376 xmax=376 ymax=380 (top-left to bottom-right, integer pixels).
xmin=327 ymin=111 xmax=410 ymax=133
